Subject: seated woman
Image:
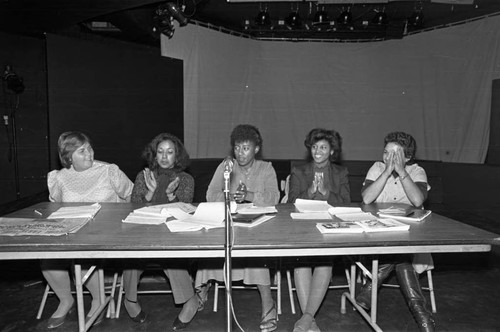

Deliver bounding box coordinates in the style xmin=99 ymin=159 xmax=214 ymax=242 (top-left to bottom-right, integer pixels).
xmin=122 ymin=133 xmax=200 ymax=330
xmin=287 ymin=128 xmax=350 ymax=332
xmin=43 ymin=131 xmax=134 ymax=329
xmin=355 ymin=131 xmax=435 ymax=332
xmin=196 ymin=124 xmax=280 ymax=332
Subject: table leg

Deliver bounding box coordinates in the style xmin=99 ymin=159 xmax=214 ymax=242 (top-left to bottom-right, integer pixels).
xmin=340 ymin=258 xmax=383 ymax=332
xmin=84 ymin=267 xmax=111 ymax=331
xmin=370 ymin=259 xmax=379 ymax=325
xmin=74 ymin=264 xmax=86 ymax=332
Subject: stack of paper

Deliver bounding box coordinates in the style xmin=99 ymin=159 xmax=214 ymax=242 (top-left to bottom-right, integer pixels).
xmin=122 ymin=202 xmax=199 ymax=225
xmin=294 ymin=199 xmax=332 ymax=213
xmin=378 ymin=208 xmax=432 ymax=222
xmin=122 ymin=212 xmax=168 ymax=225
xmin=236 ymin=204 xmax=277 ymax=215
xmin=291 ymin=199 xmax=333 ymax=220
xmin=328 ymin=207 xmax=377 ymax=222
xmin=47 ymin=203 xmax=101 ymax=219
xmin=133 ymin=202 xmax=197 ymax=215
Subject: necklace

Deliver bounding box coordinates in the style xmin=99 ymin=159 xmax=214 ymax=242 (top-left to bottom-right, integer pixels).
xmin=240 ymin=160 xmax=254 ymax=182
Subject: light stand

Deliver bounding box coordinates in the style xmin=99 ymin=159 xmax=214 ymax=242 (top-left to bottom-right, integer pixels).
xmin=223 ymin=166 xmax=233 ymax=332
xmin=2 ymin=65 xmax=24 ymax=200
xmin=8 ymin=99 xmax=20 ymax=199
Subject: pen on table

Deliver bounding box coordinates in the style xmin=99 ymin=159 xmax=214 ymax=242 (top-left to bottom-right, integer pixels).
xmin=34 ymin=209 xmax=43 ymax=216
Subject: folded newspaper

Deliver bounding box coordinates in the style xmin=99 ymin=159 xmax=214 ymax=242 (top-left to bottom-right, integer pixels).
xmin=0 ymin=217 xmax=91 ymax=236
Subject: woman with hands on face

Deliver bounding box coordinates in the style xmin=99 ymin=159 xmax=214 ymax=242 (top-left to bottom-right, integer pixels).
xmin=361 ymin=134 xmax=426 ymax=207
xmin=123 ymin=133 xmax=199 ymax=331
xmin=361 ymin=133 xmax=427 ymax=207
xmin=357 ymin=132 xmax=434 ymax=332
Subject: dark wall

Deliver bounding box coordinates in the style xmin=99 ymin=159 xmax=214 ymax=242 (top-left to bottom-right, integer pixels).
xmin=0 ymin=31 xmax=184 ymax=207
xmin=46 ymin=34 xmax=183 ymax=181
xmin=0 ymin=32 xmax=48 ymax=205
xmin=487 ymin=79 xmax=500 ymax=165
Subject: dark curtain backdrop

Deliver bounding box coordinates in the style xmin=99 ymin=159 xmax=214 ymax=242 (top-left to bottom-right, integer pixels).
xmin=46 ymin=34 xmax=184 ymax=180
xmin=0 ymin=32 xmax=48 ymax=205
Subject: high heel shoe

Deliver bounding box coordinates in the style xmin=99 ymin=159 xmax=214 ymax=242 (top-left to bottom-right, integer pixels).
xmin=172 ymin=293 xmax=204 ymax=331
xmin=124 ymin=298 xmax=147 ymax=323
xmin=260 ymin=301 xmax=278 ymax=332
xmin=172 ymin=316 xmax=190 ymax=331
xmin=47 ymin=304 xmax=75 ymax=329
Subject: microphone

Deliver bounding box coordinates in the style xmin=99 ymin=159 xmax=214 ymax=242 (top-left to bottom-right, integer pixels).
xmin=223 ymin=157 xmax=234 ymax=174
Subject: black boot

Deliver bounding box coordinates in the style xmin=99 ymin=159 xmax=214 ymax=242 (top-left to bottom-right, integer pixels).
xmin=396 ymin=263 xmax=435 ymax=332
xmin=355 ymin=263 xmax=395 ymax=310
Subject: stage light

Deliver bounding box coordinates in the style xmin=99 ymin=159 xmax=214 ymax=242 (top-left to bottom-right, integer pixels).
xmin=255 ymin=9 xmax=271 ymax=26
xmin=337 ymin=7 xmax=352 ymax=26
xmin=2 ymin=65 xmax=24 ymax=95
xmin=153 ymin=2 xmax=188 ymax=39
xmin=286 ymin=11 xmax=301 ymax=29
xmin=408 ymin=9 xmax=424 ymax=27
xmin=313 ymin=7 xmax=329 ymax=24
xmin=372 ymin=10 xmax=388 ymax=26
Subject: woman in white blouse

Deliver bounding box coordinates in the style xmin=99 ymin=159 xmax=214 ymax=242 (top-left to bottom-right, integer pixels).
xmin=43 ymin=131 xmax=133 ymax=329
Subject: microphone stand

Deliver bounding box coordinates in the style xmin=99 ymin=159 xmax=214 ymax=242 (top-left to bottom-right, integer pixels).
xmin=223 ymin=168 xmax=233 ymax=332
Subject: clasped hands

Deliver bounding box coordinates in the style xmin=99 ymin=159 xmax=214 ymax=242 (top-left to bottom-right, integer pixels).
xmin=308 ymin=172 xmax=327 ymax=196
xmin=143 ymin=168 xmax=180 ymax=201
xmin=233 ymin=184 xmax=247 ymax=203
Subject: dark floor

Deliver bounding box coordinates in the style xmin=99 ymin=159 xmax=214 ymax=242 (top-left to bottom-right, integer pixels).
xmin=1 ymin=249 xmax=500 ymax=332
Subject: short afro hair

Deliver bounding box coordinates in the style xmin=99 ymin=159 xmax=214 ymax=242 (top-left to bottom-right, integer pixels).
xmin=230 ymin=124 xmax=263 ymax=149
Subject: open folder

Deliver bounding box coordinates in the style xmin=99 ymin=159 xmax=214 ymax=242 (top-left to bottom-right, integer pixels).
xmin=166 ymin=202 xmax=227 ymax=232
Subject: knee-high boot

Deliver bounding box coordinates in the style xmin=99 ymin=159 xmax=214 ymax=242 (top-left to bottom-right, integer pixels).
xmin=355 ymin=263 xmax=395 ymax=310
xmin=396 ymin=263 xmax=435 ymax=332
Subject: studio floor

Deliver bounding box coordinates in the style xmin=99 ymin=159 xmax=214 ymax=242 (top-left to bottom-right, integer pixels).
xmin=1 ymin=250 xmax=500 ymax=332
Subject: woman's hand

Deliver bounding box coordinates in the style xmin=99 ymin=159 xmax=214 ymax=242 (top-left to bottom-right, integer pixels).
xmin=166 ymin=177 xmax=180 ymax=200
xmin=316 ymin=173 xmax=328 ymax=195
xmin=383 ymin=151 xmax=395 ymax=177
xmin=143 ymin=168 xmax=157 ymax=201
xmin=393 ymin=146 xmax=407 ymax=176
xmin=308 ymin=179 xmax=318 ymax=196
xmin=234 ymin=183 xmax=247 ymax=203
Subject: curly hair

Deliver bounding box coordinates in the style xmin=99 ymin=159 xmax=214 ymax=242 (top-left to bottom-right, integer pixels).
xmin=304 ymin=128 xmax=342 ymax=162
xmin=384 ymin=131 xmax=417 ymax=164
xmin=230 ymin=124 xmax=263 ymax=149
xmin=57 ymin=131 xmax=92 ymax=169
xmin=142 ymin=133 xmax=190 ymax=171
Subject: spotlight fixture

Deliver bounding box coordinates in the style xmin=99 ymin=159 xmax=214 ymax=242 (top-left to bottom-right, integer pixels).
xmin=153 ymin=2 xmax=188 ymax=39
xmin=337 ymin=7 xmax=352 ymax=26
xmin=2 ymin=65 xmax=24 ymax=95
xmin=313 ymin=7 xmax=329 ymax=25
xmin=372 ymin=9 xmax=388 ymax=26
xmin=286 ymin=11 xmax=301 ymax=29
xmin=255 ymin=8 xmax=271 ymax=26
xmin=408 ymin=9 xmax=424 ymax=27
